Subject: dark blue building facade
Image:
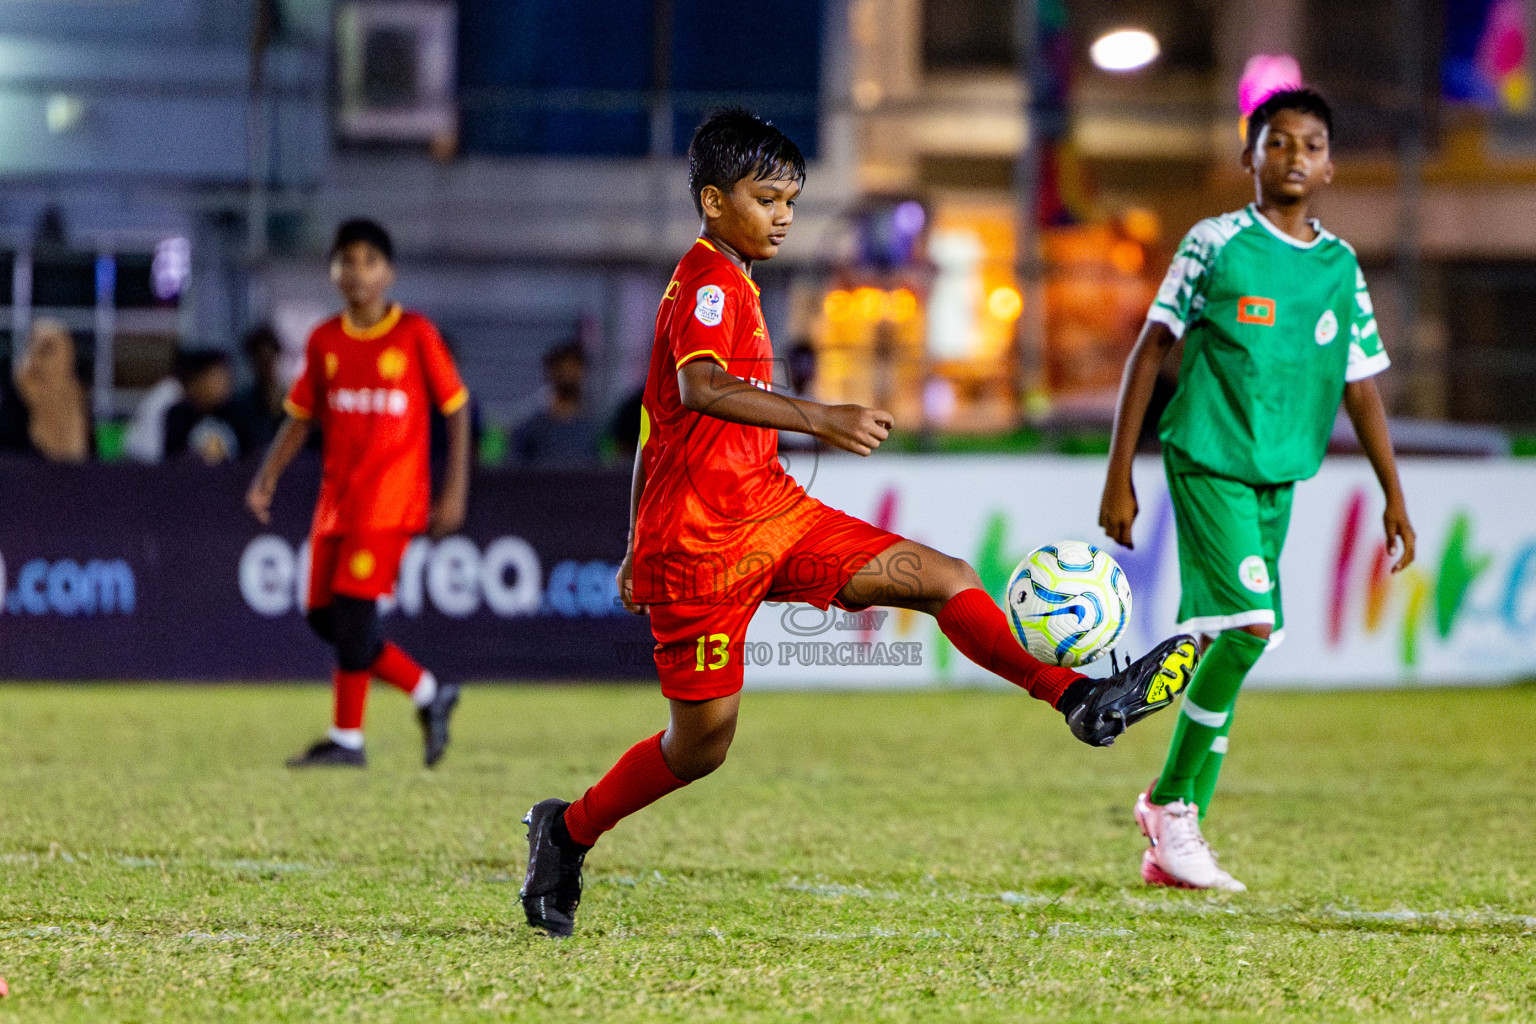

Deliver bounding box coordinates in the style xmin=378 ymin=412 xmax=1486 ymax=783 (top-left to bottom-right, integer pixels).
xmin=458 ymin=0 xmax=822 ymax=158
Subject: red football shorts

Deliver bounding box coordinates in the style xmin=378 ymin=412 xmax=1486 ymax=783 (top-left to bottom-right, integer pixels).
xmin=647 ymin=503 xmax=901 ymax=701
xmin=307 ymin=531 xmax=412 ymax=608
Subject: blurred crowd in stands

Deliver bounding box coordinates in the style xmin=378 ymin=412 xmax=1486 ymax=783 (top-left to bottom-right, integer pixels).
xmin=0 ymin=323 xmax=665 ymax=471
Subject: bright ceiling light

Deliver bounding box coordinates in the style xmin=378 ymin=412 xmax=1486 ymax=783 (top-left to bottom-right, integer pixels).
xmin=1090 ymin=28 xmax=1160 ymax=72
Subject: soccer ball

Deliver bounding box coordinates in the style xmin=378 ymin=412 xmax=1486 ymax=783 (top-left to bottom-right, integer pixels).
xmin=1006 ymin=541 xmax=1132 ymax=667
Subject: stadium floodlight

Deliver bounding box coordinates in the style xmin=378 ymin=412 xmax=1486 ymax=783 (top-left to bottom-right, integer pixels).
xmin=1090 ymin=29 xmax=1160 ymax=72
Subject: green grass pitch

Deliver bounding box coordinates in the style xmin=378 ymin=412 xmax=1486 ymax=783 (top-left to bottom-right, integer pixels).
xmin=0 ymin=682 xmax=1532 ymax=1023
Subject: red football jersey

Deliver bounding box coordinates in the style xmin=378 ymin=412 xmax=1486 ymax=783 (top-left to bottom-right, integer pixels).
xmin=631 ymin=239 xmax=813 ymax=604
xmin=285 ymin=304 xmax=468 ymax=536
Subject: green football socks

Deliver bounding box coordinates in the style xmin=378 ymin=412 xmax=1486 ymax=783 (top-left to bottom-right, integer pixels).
xmin=1191 ymin=712 xmax=1233 ymax=819
xmin=1149 ymin=629 xmax=1266 ymax=811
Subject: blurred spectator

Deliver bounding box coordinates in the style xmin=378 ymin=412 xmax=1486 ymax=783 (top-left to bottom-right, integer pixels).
xmin=123 ymin=353 xmax=187 ymax=465
xmin=512 ymin=340 xmax=599 ymax=468
xmin=230 ymin=324 xmax=285 ymax=452
xmin=164 ymin=350 xmax=261 ymax=464
xmin=786 ymin=338 xmax=817 ymax=396
xmin=604 ymin=386 xmax=645 ymax=463
xmin=779 ymin=339 xmax=820 ymax=453
xmin=0 ymin=318 xmax=92 ymax=463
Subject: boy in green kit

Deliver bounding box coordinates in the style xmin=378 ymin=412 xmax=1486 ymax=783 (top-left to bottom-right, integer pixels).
xmin=1099 ymin=88 xmax=1417 ymax=891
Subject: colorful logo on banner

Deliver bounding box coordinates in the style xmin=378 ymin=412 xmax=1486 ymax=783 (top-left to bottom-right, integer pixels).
xmin=1328 ymin=487 xmax=1536 ymax=667
xmin=864 ymin=486 xmax=1178 ymax=676
xmin=859 ymin=476 xmax=1536 ymax=678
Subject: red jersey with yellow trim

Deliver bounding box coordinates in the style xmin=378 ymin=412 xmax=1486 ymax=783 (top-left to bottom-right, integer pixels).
xmin=631 ymin=239 xmax=810 ymax=604
xmin=285 ymin=304 xmax=468 ymax=536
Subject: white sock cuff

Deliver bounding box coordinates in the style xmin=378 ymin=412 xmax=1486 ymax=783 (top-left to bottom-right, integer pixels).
xmin=1181 ymin=698 xmax=1228 ymax=728
xmin=410 ymin=671 xmax=438 ymax=709
xmin=328 ymin=727 xmax=364 ymax=750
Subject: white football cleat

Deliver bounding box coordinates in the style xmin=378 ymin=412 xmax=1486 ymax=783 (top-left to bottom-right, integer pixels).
xmin=1134 ymin=786 xmax=1246 ymax=892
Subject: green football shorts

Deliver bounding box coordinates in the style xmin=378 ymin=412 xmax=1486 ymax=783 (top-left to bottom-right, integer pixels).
xmin=1165 ymin=464 xmax=1294 ymax=643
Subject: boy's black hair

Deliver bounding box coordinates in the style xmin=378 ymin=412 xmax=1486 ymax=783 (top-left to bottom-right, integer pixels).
xmin=330 ymin=218 xmax=394 ymax=262
xmin=1245 ymin=87 xmax=1333 ymax=152
xmin=173 ymin=348 xmax=230 ymax=383
xmin=241 ymin=323 xmax=280 ymax=358
xmin=687 ymin=107 xmax=806 ymax=216
xmin=542 ymin=339 xmax=585 ymax=369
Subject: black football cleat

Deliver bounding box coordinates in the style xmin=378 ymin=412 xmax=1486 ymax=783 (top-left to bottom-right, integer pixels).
xmin=418 ymin=681 xmax=461 ymax=768
xmin=1064 ymin=635 xmax=1199 ymax=747
xmin=284 ymin=738 xmax=367 ymax=768
xmin=520 ymin=798 xmax=588 ymax=938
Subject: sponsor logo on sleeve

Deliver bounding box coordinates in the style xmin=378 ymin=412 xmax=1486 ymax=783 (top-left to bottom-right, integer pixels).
xmin=694 ymin=284 xmax=726 ymax=327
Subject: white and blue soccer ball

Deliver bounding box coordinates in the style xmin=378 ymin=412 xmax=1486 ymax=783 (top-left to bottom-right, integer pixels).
xmin=1006 ymin=541 xmax=1132 ymax=667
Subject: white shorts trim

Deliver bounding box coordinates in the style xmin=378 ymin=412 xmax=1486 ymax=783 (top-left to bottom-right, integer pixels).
xmin=1177 ymin=610 xmax=1275 ymax=635
xmin=1176 ymin=611 xmax=1285 ymax=650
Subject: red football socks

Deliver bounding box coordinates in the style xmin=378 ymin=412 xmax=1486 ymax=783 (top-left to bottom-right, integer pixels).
xmin=370 ymin=641 xmax=424 ymax=695
xmin=937 ymin=588 xmax=1083 ymax=707
xmin=331 ymin=668 xmax=370 ymax=730
xmin=563 ymin=731 xmax=688 ymax=848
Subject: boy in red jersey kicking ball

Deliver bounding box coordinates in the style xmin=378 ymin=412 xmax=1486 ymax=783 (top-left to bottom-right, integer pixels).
xmin=247 ymin=219 xmax=470 ymax=769
xmin=519 ymin=110 xmax=1201 ymax=937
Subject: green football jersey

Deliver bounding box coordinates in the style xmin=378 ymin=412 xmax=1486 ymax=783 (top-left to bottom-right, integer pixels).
xmin=1149 ymin=204 xmax=1388 ymax=485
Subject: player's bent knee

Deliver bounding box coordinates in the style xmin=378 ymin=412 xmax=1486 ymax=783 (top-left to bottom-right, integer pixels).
xmin=896 ymin=545 xmax=982 ymax=610
xmin=662 ymin=723 xmax=735 ymax=782
xmin=331 ymin=595 xmax=384 ymax=672
xmin=953 ymin=557 xmax=984 ymax=593
xmin=673 ymin=743 xmax=729 ymax=782
xmin=926 ymin=553 xmax=982 ymax=602
xmin=1237 ymin=623 xmax=1273 ymax=641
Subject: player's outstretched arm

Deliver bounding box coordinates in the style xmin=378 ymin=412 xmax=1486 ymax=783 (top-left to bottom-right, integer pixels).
xmin=1099 ymin=320 xmax=1178 ymax=548
xmin=428 ymin=405 xmax=471 ymax=539
xmin=677 ymin=359 xmax=892 ymax=456
xmin=246 ymin=416 xmax=311 ymax=525
xmin=1343 ymin=377 xmax=1416 ymax=572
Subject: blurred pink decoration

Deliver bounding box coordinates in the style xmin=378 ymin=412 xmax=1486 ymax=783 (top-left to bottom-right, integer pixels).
xmin=1238 ymin=54 xmax=1304 ymax=116
xmin=1480 ymin=0 xmax=1527 ymax=77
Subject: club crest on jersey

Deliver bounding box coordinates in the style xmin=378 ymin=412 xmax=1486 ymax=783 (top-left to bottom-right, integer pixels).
xmin=1238 ymin=555 xmax=1273 ymax=594
xmin=324 ymin=352 xmax=340 ymax=379
xmin=1315 ymin=309 xmax=1338 ymax=345
xmin=349 ymin=549 xmax=376 ymax=580
xmin=1236 ymin=296 xmax=1275 ymax=326
xmin=377 ymin=346 xmax=408 ymax=381
xmin=694 ymin=284 xmax=726 ymax=327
